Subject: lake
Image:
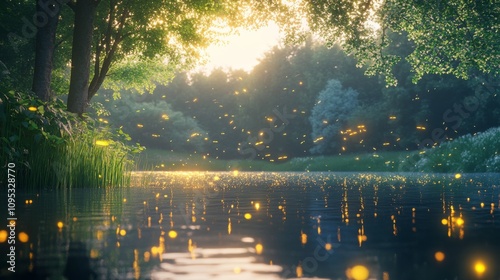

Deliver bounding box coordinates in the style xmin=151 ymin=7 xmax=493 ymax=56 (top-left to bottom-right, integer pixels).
xmin=2 ymin=172 xmax=500 ymax=280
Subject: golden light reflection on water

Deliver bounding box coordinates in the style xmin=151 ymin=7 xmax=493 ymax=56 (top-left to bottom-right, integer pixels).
xmin=18 ymin=232 xmax=29 ymax=243
xmin=168 ymin=230 xmax=177 ymax=239
xmin=133 ymin=249 xmax=140 ymax=280
xmin=296 ymin=263 xmax=303 ymax=277
xmin=435 ymin=251 xmax=445 ymax=262
xmin=346 ymin=265 xmax=370 ymax=280
xmin=255 ymin=243 xmax=263 ymax=255
xmin=300 ymin=231 xmax=307 ymax=245
xmin=474 ymin=260 xmax=486 ymax=275
xmin=12 ymin=172 xmax=499 ymax=279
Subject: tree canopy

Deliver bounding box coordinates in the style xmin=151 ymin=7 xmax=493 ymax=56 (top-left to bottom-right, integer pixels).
xmin=1 ymin=0 xmax=498 ymax=114
xmin=301 ymin=0 xmax=500 ymax=85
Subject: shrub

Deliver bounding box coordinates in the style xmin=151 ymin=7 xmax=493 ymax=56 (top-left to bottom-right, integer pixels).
xmin=1 ymin=89 xmax=140 ymax=188
xmin=407 ymin=127 xmax=500 ymax=172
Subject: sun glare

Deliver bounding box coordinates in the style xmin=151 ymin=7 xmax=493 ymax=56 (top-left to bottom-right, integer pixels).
xmin=196 ymin=22 xmax=282 ymax=73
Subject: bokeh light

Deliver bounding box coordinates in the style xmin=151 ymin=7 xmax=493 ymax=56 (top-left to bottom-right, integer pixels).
xmin=18 ymin=232 xmax=29 ymax=243
xmin=254 ymin=202 xmax=260 ymax=210
xmin=474 ymin=261 xmax=486 ymax=275
xmin=255 ymin=243 xmax=263 ymax=255
xmin=168 ymin=230 xmax=178 ymax=239
xmin=434 ymin=251 xmax=445 ymax=262
xmin=0 ymin=230 xmax=7 ymax=242
xmin=346 ymin=265 xmax=370 ymax=280
xmin=95 ymin=140 xmax=110 ymax=146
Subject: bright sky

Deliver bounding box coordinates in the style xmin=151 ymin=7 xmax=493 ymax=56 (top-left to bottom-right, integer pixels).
xmin=194 ymin=22 xmax=282 ymax=73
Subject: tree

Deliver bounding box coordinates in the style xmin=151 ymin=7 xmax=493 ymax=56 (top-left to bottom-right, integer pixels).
xmin=309 ymin=79 xmax=359 ymax=154
xmin=32 ymin=0 xmax=61 ymax=101
xmin=61 ymin=0 xmax=296 ymax=114
xmin=302 ymin=0 xmax=500 ymax=85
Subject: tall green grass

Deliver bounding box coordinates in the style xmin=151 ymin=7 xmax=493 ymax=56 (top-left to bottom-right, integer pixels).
xmin=1 ymin=89 xmax=136 ymax=188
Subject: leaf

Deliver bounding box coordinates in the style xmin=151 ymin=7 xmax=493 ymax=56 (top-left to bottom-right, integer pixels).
xmin=9 ymin=135 xmax=19 ymax=142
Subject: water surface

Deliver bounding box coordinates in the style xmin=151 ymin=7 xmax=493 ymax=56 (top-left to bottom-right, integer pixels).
xmin=2 ymin=172 xmax=500 ymax=280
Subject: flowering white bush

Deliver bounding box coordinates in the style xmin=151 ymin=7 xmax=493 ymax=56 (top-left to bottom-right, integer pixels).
xmin=409 ymin=126 xmax=500 ymax=172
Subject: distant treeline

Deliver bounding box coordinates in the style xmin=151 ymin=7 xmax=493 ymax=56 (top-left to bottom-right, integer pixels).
xmin=93 ymin=37 xmax=500 ymax=162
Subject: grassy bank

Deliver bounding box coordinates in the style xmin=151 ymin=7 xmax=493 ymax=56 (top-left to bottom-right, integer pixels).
xmin=137 ymin=126 xmax=500 ymax=173
xmin=136 ymin=149 xmax=414 ymax=172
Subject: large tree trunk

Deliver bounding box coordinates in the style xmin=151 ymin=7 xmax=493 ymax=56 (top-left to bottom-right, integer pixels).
xmin=32 ymin=0 xmax=61 ymax=102
xmin=67 ymin=0 xmax=98 ymax=115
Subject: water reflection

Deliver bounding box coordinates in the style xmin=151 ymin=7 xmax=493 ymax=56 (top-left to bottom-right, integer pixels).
xmin=1 ymin=172 xmax=499 ymax=280
xmin=64 ymin=241 xmax=97 ymax=280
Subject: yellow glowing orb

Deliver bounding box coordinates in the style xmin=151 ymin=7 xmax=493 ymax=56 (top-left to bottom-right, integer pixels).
xmin=151 ymin=246 xmax=159 ymax=255
xmin=0 ymin=230 xmax=7 ymax=243
xmin=255 ymin=202 xmax=260 ymax=210
xmin=233 ymin=267 xmax=241 ymax=274
xmin=95 ymin=140 xmax=110 ymax=146
xmin=90 ymin=249 xmax=99 ymax=258
xmin=57 ymin=221 xmax=64 ymax=229
xmin=296 ymin=265 xmax=303 ymax=277
xmin=434 ymin=251 xmax=445 ymax=262
xmin=456 ymin=217 xmax=464 ymax=226
xmin=350 ymin=265 xmax=369 ymax=280
xmin=441 ymin=219 xmax=448 ymax=225
xmin=18 ymin=232 xmax=29 ymax=243
xmin=325 ymin=243 xmax=332 ymax=251
xmin=255 ymin=243 xmax=263 ymax=255
xmin=301 ymin=233 xmax=307 ymax=245
xmin=474 ymin=261 xmax=486 ymax=274
xmin=168 ymin=230 xmax=178 ymax=239
xmin=244 ymin=213 xmax=252 ymax=220
xmin=28 ymin=106 xmax=37 ymax=112
xmin=233 ymin=170 xmax=239 ymax=176
xmin=119 ymin=229 xmax=127 ymax=236
xmin=454 ymin=173 xmax=462 ymax=179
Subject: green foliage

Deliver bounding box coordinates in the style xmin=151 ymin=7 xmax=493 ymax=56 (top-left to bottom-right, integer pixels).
xmin=304 ymin=0 xmax=500 ymax=85
xmin=309 ymin=79 xmax=359 ymax=154
xmin=137 ymin=41 xmax=497 ymax=162
xmin=403 ymin=127 xmax=500 ymax=172
xmin=102 ymin=58 xmax=178 ymax=96
xmin=0 ymin=87 xmax=139 ymax=188
xmin=94 ymin=92 xmax=206 ymax=152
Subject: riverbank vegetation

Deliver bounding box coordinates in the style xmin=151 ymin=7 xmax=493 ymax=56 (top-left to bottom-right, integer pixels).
xmin=1 ymin=88 xmax=140 ymax=188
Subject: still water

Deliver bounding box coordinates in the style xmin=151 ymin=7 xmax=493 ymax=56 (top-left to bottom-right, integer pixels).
xmin=2 ymin=172 xmax=500 ymax=280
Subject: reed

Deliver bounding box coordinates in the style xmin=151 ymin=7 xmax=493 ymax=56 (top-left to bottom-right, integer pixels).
xmin=1 ymin=89 xmax=135 ymax=189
